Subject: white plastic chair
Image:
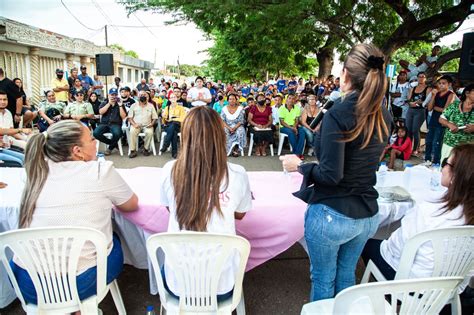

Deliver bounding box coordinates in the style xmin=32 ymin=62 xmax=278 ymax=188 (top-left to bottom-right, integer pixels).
xmin=146 ymin=232 xmax=250 ymax=315
xmin=159 ymin=132 xmax=181 ymax=155
xmin=96 ymin=132 xmax=124 ymax=156
xmin=0 ymin=227 xmax=126 ymax=314
xmin=277 ymin=132 xmax=305 ymax=156
xmin=301 ymin=277 xmax=464 ymax=315
xmin=362 ymin=226 xmax=474 ymax=315
xmin=128 ymin=130 xmax=157 ymax=156
xmin=247 ymin=133 xmax=274 ymax=157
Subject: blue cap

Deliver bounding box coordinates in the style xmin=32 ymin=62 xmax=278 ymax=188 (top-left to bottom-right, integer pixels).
xmin=109 ymin=88 xmax=118 ymax=95
xmin=146 ymin=306 xmax=154 ymax=311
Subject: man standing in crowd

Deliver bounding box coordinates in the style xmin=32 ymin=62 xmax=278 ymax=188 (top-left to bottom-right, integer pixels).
xmin=93 ymin=88 xmax=126 ymax=156
xmin=78 ymin=65 xmax=94 ymax=91
xmin=67 ymin=67 xmax=79 ymax=90
xmin=136 ymin=78 xmax=150 ymax=92
xmin=128 ymin=91 xmax=158 ymax=158
xmin=187 ymin=76 xmax=212 ymax=107
xmin=51 ymin=69 xmax=69 ymax=104
xmin=93 ymin=75 xmax=104 ymax=100
xmin=276 ymin=76 xmax=287 ymax=93
xmin=0 ymin=68 xmax=22 ymax=126
xmin=389 ymin=70 xmax=410 ymax=122
xmin=288 ymin=75 xmax=298 ymax=94
xmin=148 ymin=78 xmax=156 ymax=90
xmin=114 ymin=76 xmax=122 ymax=90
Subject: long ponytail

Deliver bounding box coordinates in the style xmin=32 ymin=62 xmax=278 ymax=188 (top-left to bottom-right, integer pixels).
xmin=19 ymin=120 xmax=84 ymax=228
xmin=342 ymin=44 xmax=389 ymax=148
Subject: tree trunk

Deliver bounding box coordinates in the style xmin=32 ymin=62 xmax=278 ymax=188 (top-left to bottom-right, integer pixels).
xmin=317 ymin=47 xmax=334 ymax=80
xmin=425 ymin=48 xmax=462 ymax=78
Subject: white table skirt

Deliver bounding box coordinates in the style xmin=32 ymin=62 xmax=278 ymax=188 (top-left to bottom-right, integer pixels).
xmin=0 ymin=167 xmax=437 ymax=306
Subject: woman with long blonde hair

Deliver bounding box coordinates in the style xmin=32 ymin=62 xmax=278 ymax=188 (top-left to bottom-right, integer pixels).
xmin=281 ymin=44 xmax=392 ymax=301
xmin=159 ymin=106 xmax=252 ymax=300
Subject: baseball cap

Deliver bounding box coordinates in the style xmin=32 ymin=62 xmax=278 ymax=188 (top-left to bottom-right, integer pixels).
xmin=55 ymin=68 xmax=64 ymax=74
xmin=109 ymin=88 xmax=118 ymax=95
xmin=80 ymin=65 xmax=87 ymax=70
xmin=120 ymin=86 xmax=131 ymax=92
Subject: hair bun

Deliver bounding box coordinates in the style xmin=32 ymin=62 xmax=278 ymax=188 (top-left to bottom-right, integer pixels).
xmin=367 ymin=55 xmax=384 ymax=70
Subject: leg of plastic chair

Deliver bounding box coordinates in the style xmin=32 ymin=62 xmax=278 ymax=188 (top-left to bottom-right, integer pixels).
xmin=80 ymin=296 xmax=100 ymax=314
xmin=277 ymin=134 xmax=285 ymax=155
xmin=361 ymin=260 xmax=387 ymax=284
xmin=270 ymin=144 xmax=274 ymax=156
xmin=109 ymin=280 xmax=127 ymax=315
xmin=117 ymin=139 xmax=124 ymax=156
xmin=151 ymin=139 xmax=157 ymax=156
xmin=236 ymin=292 xmax=246 ymax=315
xmin=248 ymin=135 xmax=254 ymax=157
xmin=159 ymin=132 xmax=166 ymax=155
xmin=451 ymin=295 xmax=462 ymax=315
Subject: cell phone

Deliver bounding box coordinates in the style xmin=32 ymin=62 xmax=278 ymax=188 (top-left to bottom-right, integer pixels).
xmin=458 ymin=125 xmax=467 ymax=130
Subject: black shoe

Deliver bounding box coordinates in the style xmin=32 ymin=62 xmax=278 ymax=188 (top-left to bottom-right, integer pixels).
xmin=172 ymin=152 xmax=177 ymax=159
xmin=129 ymin=151 xmax=137 ymax=158
xmin=143 ymin=149 xmax=151 ymax=156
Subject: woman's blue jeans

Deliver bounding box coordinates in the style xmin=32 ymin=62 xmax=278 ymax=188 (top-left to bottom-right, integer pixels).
xmin=304 ymin=204 xmax=379 ymax=301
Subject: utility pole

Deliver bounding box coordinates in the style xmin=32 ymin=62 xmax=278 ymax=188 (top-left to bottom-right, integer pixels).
xmin=104 ymin=25 xmax=109 ymax=98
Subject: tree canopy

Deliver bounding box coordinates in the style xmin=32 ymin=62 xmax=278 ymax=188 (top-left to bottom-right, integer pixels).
xmin=122 ymin=0 xmax=472 ymax=81
xmin=109 ymin=43 xmax=140 ymax=59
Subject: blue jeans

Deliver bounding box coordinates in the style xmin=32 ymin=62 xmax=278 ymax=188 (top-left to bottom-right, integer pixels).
xmin=405 ymin=108 xmax=425 ymax=151
xmin=11 ymin=234 xmax=124 ymax=305
xmin=303 ymin=127 xmax=316 ymax=151
xmin=93 ymin=124 xmax=123 ymax=150
xmin=304 ymin=204 xmax=379 ymax=301
xmin=424 ymin=124 xmax=444 ymax=164
xmin=281 ymin=126 xmax=305 ymax=155
xmin=162 ymin=122 xmax=181 ymax=155
xmin=0 ymin=149 xmax=25 ymax=165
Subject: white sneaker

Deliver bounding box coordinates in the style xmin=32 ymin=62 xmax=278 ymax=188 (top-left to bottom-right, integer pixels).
xmin=307 ymin=148 xmax=314 ymax=156
xmin=422 ymin=160 xmax=432 ymax=167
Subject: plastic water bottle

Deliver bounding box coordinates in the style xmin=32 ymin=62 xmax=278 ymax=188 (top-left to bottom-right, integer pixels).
xmin=403 ymin=163 xmax=413 ymax=189
xmin=2 ymin=135 xmax=10 ymax=149
xmin=377 ymin=162 xmax=388 ymax=187
xmin=97 ymin=153 xmax=106 ymax=163
xmin=430 ymin=163 xmax=441 ymax=191
xmin=146 ymin=305 xmax=156 ymax=315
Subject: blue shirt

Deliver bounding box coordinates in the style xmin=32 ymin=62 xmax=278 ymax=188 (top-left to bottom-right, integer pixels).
xmin=78 ymin=74 xmax=94 ymax=90
xmin=276 ymin=79 xmax=287 ymax=92
xmin=241 ymin=86 xmax=250 ymax=97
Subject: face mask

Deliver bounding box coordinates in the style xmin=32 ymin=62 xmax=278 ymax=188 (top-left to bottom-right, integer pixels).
xmin=218 ymin=95 xmax=224 ymax=101
xmin=57 ymin=74 xmax=63 ymax=79
xmin=139 ymin=96 xmax=147 ymax=103
xmin=257 ymin=100 xmax=265 ymax=106
xmin=300 ymin=99 xmax=307 ymax=105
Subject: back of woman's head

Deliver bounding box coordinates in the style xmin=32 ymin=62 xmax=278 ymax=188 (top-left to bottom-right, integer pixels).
xmin=461 ymin=84 xmax=474 ymax=102
xmin=343 ymin=44 xmax=389 ymax=148
xmin=442 ymin=143 xmax=474 ymax=225
xmin=172 ymin=106 xmax=228 ymax=231
xmin=20 ymin=120 xmax=84 ymax=228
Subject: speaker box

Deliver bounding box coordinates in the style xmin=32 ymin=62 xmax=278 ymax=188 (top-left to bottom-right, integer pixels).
xmin=459 ymin=32 xmax=474 ymax=81
xmin=95 ymin=54 xmax=114 ymax=76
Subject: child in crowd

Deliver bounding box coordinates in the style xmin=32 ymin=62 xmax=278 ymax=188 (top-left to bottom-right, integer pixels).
xmin=381 ymin=126 xmax=412 ymax=170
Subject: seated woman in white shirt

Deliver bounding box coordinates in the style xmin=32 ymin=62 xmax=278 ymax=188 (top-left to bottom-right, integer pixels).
xmin=159 ymin=106 xmax=252 ymax=301
xmin=12 ymin=120 xmax=138 ymax=305
xmin=362 ymin=143 xmax=474 ymax=280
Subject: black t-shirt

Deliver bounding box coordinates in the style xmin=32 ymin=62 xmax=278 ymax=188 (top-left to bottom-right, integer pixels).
xmin=99 ymin=102 xmax=123 ymax=125
xmin=0 ymin=77 xmax=22 ymax=115
xmin=179 ymin=97 xmax=190 ymax=108
xmin=121 ymin=97 xmax=136 ymax=110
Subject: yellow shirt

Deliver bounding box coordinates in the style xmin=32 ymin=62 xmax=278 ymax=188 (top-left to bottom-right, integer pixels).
xmin=51 ymin=78 xmax=69 ymax=102
xmin=163 ymin=104 xmax=186 ymax=124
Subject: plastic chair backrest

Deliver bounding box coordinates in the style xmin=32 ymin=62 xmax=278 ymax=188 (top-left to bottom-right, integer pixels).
xmin=146 ymin=232 xmax=250 ymax=313
xmin=396 ymin=226 xmax=474 ymax=279
xmin=0 ymin=227 xmax=108 ymax=313
xmin=334 ymin=277 xmax=463 ymax=315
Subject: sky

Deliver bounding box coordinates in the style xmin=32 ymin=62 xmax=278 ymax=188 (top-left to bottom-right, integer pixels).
xmin=0 ymin=0 xmax=213 ymax=68
xmin=1 ymin=0 xmax=473 ymax=75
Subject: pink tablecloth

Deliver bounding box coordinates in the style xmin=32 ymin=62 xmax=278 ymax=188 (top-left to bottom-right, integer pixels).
xmin=117 ymin=167 xmax=306 ymax=271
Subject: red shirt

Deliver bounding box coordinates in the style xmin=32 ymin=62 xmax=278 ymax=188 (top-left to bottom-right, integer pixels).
xmin=249 ymin=105 xmax=272 ymax=125
xmin=392 ymin=137 xmax=412 ymax=160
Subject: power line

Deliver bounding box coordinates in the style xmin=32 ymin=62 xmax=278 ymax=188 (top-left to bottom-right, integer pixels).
xmin=133 ymin=12 xmax=160 ymax=41
xmin=91 ymin=0 xmax=126 ymax=39
xmin=60 ymin=0 xmax=104 ymax=31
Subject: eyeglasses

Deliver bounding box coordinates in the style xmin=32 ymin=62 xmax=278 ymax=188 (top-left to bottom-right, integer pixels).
xmin=418 ymin=75 xmax=426 ymax=78
xmin=441 ymin=157 xmax=453 ymax=169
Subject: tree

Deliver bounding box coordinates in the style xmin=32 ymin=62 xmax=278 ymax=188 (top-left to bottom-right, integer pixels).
xmin=122 ymin=0 xmax=471 ymax=80
xmin=109 ymin=43 xmax=140 ymax=59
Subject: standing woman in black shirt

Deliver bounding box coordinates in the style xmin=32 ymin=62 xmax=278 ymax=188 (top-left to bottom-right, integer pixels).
xmin=281 ymin=44 xmax=391 ymax=302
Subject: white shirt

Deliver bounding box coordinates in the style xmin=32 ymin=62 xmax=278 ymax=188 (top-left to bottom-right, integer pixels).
xmin=15 ymin=161 xmax=133 ymax=273
xmin=159 ymin=161 xmax=252 ymax=295
xmin=390 ymin=81 xmax=410 ymax=107
xmin=381 ymin=200 xmax=465 ymax=279
xmin=0 ymin=109 xmax=13 ymax=129
xmin=188 ymin=86 xmax=212 ymax=107
xmin=417 ymin=55 xmax=438 ymax=72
